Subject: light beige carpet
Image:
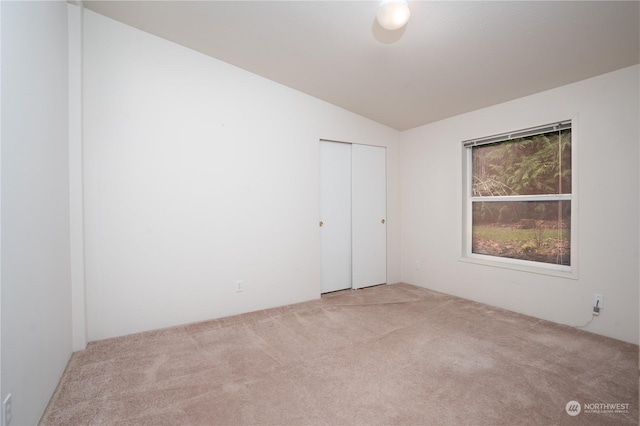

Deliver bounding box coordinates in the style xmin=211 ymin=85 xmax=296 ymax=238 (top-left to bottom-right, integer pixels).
xmin=41 ymin=283 xmax=638 ymax=425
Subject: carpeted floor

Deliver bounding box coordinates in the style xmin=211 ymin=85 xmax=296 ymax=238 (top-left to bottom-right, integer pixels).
xmin=41 ymin=283 xmax=638 ymax=425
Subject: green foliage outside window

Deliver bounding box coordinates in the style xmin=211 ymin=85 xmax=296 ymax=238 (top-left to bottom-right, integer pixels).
xmin=470 ymin=128 xmax=571 ymax=266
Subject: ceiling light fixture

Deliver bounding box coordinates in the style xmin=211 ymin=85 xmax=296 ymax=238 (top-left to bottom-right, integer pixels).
xmin=376 ymin=0 xmax=411 ymax=31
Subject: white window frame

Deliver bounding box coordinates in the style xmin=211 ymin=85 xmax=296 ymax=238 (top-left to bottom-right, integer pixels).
xmin=460 ymin=119 xmax=578 ymax=279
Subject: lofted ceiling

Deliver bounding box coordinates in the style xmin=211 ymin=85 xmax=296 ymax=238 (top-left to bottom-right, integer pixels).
xmin=83 ymin=1 xmax=639 ymax=131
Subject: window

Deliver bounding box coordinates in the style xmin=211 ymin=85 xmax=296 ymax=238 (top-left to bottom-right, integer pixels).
xmin=463 ymin=121 xmax=574 ymax=275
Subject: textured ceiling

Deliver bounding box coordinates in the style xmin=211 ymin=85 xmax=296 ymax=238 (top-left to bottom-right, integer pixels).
xmin=83 ymin=1 xmax=640 ymax=131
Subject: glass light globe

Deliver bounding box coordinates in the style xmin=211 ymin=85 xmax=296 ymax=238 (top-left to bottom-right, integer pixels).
xmin=376 ymin=0 xmax=411 ymax=31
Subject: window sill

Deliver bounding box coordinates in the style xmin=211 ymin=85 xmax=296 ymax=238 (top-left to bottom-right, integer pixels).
xmin=459 ymin=254 xmax=578 ymax=280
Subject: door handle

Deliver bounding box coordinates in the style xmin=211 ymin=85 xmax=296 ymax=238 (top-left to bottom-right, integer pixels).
xmin=319 ymin=221 xmax=324 ymax=227
xmin=381 ymin=219 xmax=385 ymax=224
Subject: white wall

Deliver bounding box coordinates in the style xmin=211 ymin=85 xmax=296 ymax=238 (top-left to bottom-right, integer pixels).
xmin=83 ymin=10 xmax=401 ymax=341
xmin=68 ymin=2 xmax=87 ymax=352
xmin=400 ymin=65 xmax=639 ymax=344
xmin=1 ymin=1 xmax=73 ymax=425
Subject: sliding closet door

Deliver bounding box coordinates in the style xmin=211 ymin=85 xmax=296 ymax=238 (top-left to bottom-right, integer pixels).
xmin=320 ymin=141 xmax=386 ymax=293
xmin=352 ymin=144 xmax=387 ymax=289
xmin=320 ymin=141 xmax=352 ymax=293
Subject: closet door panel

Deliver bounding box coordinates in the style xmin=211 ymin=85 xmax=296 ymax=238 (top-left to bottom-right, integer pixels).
xmin=319 ymin=141 xmax=352 ymax=293
xmin=352 ymin=144 xmax=386 ymax=289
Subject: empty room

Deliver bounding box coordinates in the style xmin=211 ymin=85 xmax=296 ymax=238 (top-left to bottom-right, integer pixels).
xmin=1 ymin=1 xmax=638 ymax=425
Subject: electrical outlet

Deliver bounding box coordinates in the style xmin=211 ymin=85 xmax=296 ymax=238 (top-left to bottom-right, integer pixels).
xmin=236 ymin=280 xmax=243 ymax=293
xmin=415 ymin=260 xmax=421 ymax=270
xmin=593 ymin=294 xmax=603 ymax=315
xmin=2 ymin=393 xmax=12 ymax=426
